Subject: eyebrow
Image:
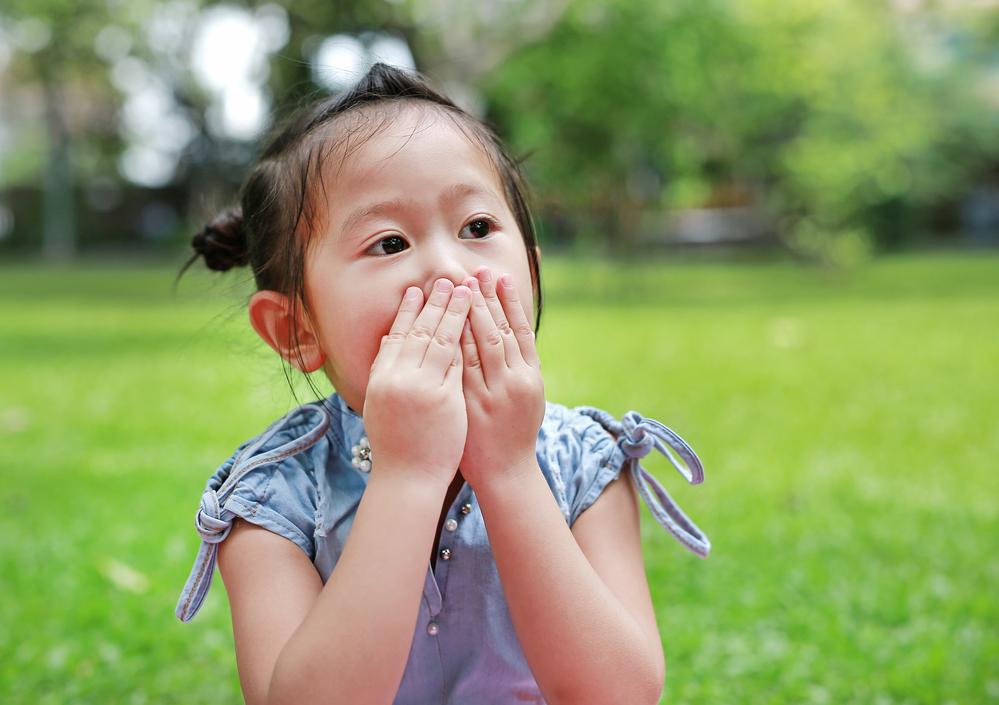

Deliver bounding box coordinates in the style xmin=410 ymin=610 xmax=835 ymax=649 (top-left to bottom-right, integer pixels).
xmin=339 ymin=183 xmax=499 ymax=240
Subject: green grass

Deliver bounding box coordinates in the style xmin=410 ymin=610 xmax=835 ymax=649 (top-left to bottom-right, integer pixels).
xmin=0 ymin=251 xmax=996 ymax=703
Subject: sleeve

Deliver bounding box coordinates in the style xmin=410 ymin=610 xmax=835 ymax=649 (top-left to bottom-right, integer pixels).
xmin=175 ymin=404 xmax=330 ymax=622
xmin=559 ymin=407 xmax=629 ymax=527
xmin=555 ymin=403 xmax=712 ymax=558
xmin=223 ymin=450 xmax=318 ymax=556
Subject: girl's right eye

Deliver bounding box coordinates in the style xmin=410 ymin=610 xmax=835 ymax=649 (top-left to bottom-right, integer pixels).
xmin=365 ymin=235 xmax=409 ymax=257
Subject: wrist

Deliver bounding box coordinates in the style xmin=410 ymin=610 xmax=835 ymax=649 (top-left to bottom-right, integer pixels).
xmin=470 ymin=455 xmax=541 ymax=498
xmin=368 ymin=463 xmax=454 ymax=500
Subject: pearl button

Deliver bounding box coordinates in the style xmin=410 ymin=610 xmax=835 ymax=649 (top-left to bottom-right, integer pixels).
xmin=460 ymin=503 xmax=472 ymax=515
xmin=439 ymin=547 xmax=452 ymax=561
xmin=444 ymin=519 xmax=458 ymax=532
xmin=427 ymin=622 xmax=439 ymax=636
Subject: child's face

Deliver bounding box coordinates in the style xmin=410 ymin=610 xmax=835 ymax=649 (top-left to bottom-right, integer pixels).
xmin=304 ymin=107 xmax=538 ymax=414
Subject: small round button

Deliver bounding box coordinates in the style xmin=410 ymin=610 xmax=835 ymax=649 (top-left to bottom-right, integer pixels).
xmin=460 ymin=503 xmax=472 ymax=515
xmin=444 ymin=519 xmax=458 ymax=532
xmin=427 ymin=622 xmax=439 ymax=636
xmin=439 ymin=547 xmax=452 ymax=561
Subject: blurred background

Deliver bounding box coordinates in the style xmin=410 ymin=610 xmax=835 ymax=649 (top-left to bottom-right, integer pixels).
xmin=2 ymin=0 xmax=998 ymax=262
xmin=0 ymin=1 xmax=997 ymax=703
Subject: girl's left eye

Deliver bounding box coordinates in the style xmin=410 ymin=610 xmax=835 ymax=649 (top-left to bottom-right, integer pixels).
xmin=459 ymin=217 xmax=498 ymax=240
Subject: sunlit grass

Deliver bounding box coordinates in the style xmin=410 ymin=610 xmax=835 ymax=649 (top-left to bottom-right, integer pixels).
xmin=0 ymin=250 xmax=996 ymax=703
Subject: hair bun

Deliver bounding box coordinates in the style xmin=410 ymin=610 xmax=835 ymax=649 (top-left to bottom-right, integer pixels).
xmin=191 ymin=207 xmax=249 ymax=271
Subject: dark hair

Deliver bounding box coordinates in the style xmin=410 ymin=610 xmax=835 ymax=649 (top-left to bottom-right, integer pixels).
xmin=179 ymin=62 xmax=544 ymax=402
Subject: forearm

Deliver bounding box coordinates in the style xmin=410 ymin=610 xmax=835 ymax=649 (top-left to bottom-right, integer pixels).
xmin=476 ymin=461 xmax=662 ymax=705
xmin=268 ymin=471 xmax=447 ymax=705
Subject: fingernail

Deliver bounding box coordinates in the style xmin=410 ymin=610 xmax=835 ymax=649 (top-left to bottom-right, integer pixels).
xmin=500 ymin=274 xmax=513 ymax=287
xmin=468 ymin=277 xmax=480 ymax=292
xmin=405 ymin=286 xmax=420 ymax=300
xmin=478 ymin=269 xmax=492 ymax=282
xmin=453 ymin=286 xmax=469 ymax=298
xmin=436 ymin=279 xmax=453 ymax=292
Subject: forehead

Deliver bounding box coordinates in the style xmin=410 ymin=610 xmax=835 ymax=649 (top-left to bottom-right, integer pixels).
xmin=323 ymin=104 xmax=503 ymax=197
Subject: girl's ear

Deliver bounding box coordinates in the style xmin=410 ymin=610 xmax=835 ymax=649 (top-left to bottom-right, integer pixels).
xmin=248 ymin=290 xmax=326 ymax=373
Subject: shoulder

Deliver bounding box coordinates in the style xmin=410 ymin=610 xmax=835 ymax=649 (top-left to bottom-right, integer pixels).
xmin=538 ymin=399 xmax=625 ymax=467
xmin=203 ymin=400 xmax=340 ymax=555
xmin=536 ymin=399 xmax=628 ymax=526
xmin=209 ymin=403 xmax=330 ymax=485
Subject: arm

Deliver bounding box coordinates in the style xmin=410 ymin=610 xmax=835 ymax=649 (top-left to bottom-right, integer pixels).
xmin=476 ymin=460 xmax=665 ymax=705
xmin=227 ymin=272 xmax=470 ymax=703
xmin=453 ymin=267 xmax=663 ymax=702
xmin=217 ymin=471 xmax=448 ymax=705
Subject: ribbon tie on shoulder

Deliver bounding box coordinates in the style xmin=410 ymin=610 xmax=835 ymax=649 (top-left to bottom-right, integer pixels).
xmin=175 ymin=405 xmax=330 ymax=622
xmin=195 ymin=488 xmax=232 ymax=544
xmin=577 ymin=407 xmax=711 ymax=558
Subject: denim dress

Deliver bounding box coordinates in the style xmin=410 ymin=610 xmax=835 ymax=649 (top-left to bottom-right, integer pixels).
xmin=176 ymin=392 xmax=710 ymax=705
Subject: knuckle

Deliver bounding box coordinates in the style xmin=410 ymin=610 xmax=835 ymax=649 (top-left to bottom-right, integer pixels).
xmin=514 ymin=323 xmax=534 ymax=337
xmin=463 ymin=347 xmax=482 ymax=368
xmin=409 ymin=325 xmax=433 ymax=341
xmin=387 ymin=331 xmax=407 ymax=343
xmin=486 ymin=330 xmax=505 ymax=347
xmin=497 ymin=319 xmax=513 ymax=335
xmin=433 ymin=331 xmax=456 ymax=347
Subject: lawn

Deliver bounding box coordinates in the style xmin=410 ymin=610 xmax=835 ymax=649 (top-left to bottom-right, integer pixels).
xmin=0 ymin=250 xmax=996 ymax=704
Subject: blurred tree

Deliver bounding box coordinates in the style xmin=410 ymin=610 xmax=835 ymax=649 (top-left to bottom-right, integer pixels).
xmin=0 ymin=0 xmax=409 ymax=258
xmin=2 ymin=0 xmax=996 ymax=264
xmin=0 ymin=0 xmax=571 ymax=257
xmin=482 ymin=0 xmax=999 ymax=263
xmin=1 ymin=0 xmax=131 ymax=260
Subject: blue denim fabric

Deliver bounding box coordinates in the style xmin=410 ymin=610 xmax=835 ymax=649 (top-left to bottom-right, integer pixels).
xmin=176 ymin=392 xmax=710 ymax=704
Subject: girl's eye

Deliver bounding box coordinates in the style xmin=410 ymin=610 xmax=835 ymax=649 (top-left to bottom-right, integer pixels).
xmin=366 ymin=235 xmax=409 ymax=256
xmin=460 ymin=217 xmax=498 ymax=240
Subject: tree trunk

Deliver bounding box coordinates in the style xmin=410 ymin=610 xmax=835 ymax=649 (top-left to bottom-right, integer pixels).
xmin=40 ymin=63 xmax=76 ymax=261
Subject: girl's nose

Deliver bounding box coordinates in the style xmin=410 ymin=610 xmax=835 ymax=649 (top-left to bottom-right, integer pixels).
xmin=417 ymin=230 xmax=477 ymax=298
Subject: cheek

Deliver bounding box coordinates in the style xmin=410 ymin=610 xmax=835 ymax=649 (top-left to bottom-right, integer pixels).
xmin=514 ymin=272 xmax=535 ymax=326
xmin=520 ymin=291 xmax=534 ymax=328
xmin=320 ymin=299 xmax=398 ymax=372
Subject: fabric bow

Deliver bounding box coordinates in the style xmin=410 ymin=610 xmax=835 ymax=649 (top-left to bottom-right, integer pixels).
xmin=195 ymin=488 xmax=232 ymax=544
xmin=175 ymin=405 xmax=330 ymax=622
xmin=577 ymin=407 xmax=711 ymax=558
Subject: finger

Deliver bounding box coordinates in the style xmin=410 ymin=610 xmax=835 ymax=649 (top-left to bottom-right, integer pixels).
xmin=473 ymin=266 xmax=520 ymax=368
xmin=459 ymin=317 xmax=485 ymax=392
xmin=422 ymin=284 xmax=472 ymax=383
xmin=463 ymin=276 xmax=506 ymax=387
xmin=398 ymin=278 xmax=458 ymax=368
xmin=371 ymin=286 xmax=424 ymax=374
xmin=370 ymin=334 xmax=389 ymax=376
xmin=445 ymin=324 xmax=464 ymax=387
xmin=497 ymin=273 xmax=541 ymax=368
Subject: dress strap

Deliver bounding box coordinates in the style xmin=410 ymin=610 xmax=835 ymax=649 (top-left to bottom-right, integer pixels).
xmin=576 ymin=407 xmax=711 ymax=558
xmin=175 ymin=404 xmax=330 ymax=622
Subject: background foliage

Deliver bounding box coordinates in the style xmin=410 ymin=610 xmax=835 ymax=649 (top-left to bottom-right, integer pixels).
xmin=0 ymin=0 xmax=997 ymax=263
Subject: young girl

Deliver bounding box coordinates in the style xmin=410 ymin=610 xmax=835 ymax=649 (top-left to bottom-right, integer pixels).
xmin=175 ymin=62 xmax=710 ymax=705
